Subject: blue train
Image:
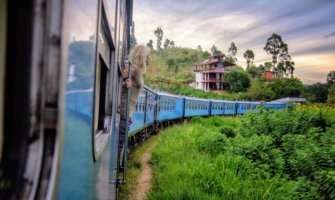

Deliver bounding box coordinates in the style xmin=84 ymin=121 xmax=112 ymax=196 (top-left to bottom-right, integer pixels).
xmin=0 ymin=0 xmax=285 ymax=199
xmin=66 ymin=87 xmax=286 ymax=146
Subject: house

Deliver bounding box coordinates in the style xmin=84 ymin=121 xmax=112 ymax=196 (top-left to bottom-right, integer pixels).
xmin=262 ymin=70 xmax=277 ymax=81
xmin=194 ymin=54 xmax=235 ymax=91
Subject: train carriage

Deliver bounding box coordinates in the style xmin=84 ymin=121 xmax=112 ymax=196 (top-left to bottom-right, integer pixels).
xmin=237 ymin=101 xmax=261 ymax=114
xmin=223 ymin=100 xmax=237 ymax=115
xmin=156 ymin=91 xmax=184 ymax=121
xmin=184 ymin=97 xmax=210 ymax=117
xmin=210 ymin=99 xmax=225 ymax=116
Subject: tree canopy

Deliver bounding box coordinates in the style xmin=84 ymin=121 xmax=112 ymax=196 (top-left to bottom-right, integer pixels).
xmin=243 ymin=49 xmax=255 ymax=68
xmin=210 ymin=45 xmax=222 ymax=55
xmin=268 ymin=78 xmax=304 ymax=99
xmin=146 ymin=39 xmax=153 ymax=50
xmin=224 ymin=71 xmax=251 ymax=93
xmin=305 ymin=83 xmax=329 ymax=102
xmin=164 ymin=39 xmax=170 ymax=48
xmin=264 ymin=33 xmax=295 ymax=78
xmin=228 ymin=42 xmax=237 ymax=57
xmin=327 ymin=70 xmax=335 ymax=85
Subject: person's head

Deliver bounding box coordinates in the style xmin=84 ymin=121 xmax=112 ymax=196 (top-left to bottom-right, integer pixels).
xmin=129 ymin=45 xmax=151 ymax=73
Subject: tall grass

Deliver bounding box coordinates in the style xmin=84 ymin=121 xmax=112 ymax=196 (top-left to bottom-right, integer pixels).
xmin=148 ymin=117 xmax=312 ymax=200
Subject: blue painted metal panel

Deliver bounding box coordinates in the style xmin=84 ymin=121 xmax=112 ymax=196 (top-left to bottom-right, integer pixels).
xmin=237 ymin=102 xmax=261 ymax=114
xmin=156 ymin=94 xmax=184 ymax=121
xmin=223 ymin=101 xmax=236 ymax=115
xmin=129 ymin=90 xmax=146 ymax=134
xmin=184 ymin=97 xmax=210 ymax=117
xmin=210 ymin=100 xmax=224 ymax=115
xmin=144 ymin=88 xmax=155 ymax=126
xmin=263 ymin=102 xmax=285 ymax=110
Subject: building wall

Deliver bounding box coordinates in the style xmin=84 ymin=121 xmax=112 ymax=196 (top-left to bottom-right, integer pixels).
xmin=195 ymin=72 xmax=202 ymax=89
xmin=262 ymin=71 xmax=274 ymax=81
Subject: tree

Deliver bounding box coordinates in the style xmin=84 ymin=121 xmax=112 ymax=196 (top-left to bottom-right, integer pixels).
xmin=269 ymin=78 xmax=304 ymax=99
xmin=327 ymin=84 xmax=335 ymax=104
xmin=264 ymin=33 xmax=295 ymax=79
xmin=223 ymin=71 xmax=251 ymax=92
xmin=210 ymin=45 xmax=218 ymax=55
xmin=243 ymin=49 xmax=255 ymax=68
xmin=197 ymin=45 xmax=202 ymax=51
xmin=305 ymin=83 xmax=329 ymax=102
xmin=146 ymin=39 xmax=153 ymax=50
xmin=166 ymin=58 xmax=176 ymax=71
xmin=164 ymin=39 xmax=170 ymax=48
xmin=224 ymin=55 xmax=237 ymax=64
xmin=264 ymin=62 xmax=273 ymax=71
xmin=210 ymin=45 xmax=222 ymax=55
xmin=170 ymin=41 xmax=175 ymax=48
xmin=228 ymin=42 xmax=237 ymax=57
xmin=154 ymin=27 xmax=163 ymax=50
xmin=203 ymin=51 xmax=211 ymax=57
xmin=264 ymin=33 xmax=285 ymax=68
xmin=247 ymin=80 xmax=275 ymax=101
xmin=246 ymin=65 xmax=260 ymax=79
xmin=327 ymin=70 xmax=335 ymax=85
xmin=277 ymin=60 xmax=295 ymax=78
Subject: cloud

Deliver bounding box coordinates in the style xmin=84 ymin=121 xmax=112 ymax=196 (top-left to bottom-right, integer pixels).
xmin=325 ymin=31 xmax=335 ymax=38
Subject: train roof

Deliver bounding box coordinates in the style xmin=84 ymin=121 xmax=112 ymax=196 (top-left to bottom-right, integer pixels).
xmin=263 ymin=101 xmax=285 ymax=105
xmin=184 ymin=96 xmax=210 ymax=102
xmin=237 ymin=101 xmax=262 ymax=104
xmin=154 ymin=90 xmax=184 ymax=99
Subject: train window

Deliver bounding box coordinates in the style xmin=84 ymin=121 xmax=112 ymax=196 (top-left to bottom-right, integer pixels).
xmin=93 ymin=3 xmax=115 ymax=161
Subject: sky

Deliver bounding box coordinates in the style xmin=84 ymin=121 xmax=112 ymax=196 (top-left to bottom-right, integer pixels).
xmin=133 ymin=0 xmax=335 ymax=84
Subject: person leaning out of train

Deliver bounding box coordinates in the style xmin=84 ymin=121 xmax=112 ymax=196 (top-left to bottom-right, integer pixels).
xmin=119 ymin=45 xmax=151 ymax=154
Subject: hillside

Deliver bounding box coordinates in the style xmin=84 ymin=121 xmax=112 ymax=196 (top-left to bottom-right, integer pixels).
xmin=144 ymin=47 xmax=244 ymax=100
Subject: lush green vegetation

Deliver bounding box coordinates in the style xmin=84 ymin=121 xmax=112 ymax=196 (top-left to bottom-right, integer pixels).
xmin=149 ymin=105 xmax=335 ymax=199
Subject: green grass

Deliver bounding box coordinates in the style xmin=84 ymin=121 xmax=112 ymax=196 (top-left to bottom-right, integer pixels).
xmin=147 ymin=114 xmax=329 ymax=199
xmin=148 ymin=117 xmax=295 ymax=200
xmin=118 ymin=134 xmax=160 ymax=200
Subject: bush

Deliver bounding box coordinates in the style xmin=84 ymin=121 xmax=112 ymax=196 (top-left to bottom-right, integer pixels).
xmin=220 ymin=126 xmax=236 ymax=138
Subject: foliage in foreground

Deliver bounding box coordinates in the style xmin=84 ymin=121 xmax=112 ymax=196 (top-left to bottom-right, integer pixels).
xmin=149 ymin=105 xmax=335 ymax=200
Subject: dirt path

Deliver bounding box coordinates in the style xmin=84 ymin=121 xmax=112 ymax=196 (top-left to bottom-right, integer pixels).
xmin=128 ymin=142 xmax=156 ymax=200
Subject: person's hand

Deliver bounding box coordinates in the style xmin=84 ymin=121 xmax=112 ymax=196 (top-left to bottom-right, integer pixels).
xmin=122 ymin=67 xmax=135 ymax=78
xmin=123 ymin=79 xmax=133 ymax=88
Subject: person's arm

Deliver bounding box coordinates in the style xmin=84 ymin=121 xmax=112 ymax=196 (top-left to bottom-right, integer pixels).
xmin=122 ymin=66 xmax=135 ymax=88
